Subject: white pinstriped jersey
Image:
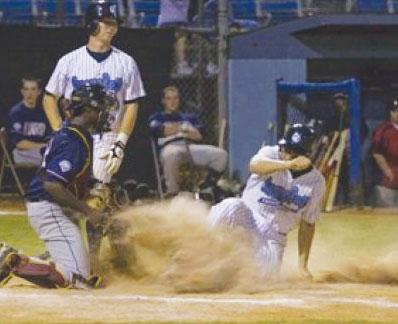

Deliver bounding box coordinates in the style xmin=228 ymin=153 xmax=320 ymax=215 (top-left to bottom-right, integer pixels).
xmin=242 ymin=145 xmax=325 ymax=234
xmin=45 ymin=46 xmax=146 ymax=130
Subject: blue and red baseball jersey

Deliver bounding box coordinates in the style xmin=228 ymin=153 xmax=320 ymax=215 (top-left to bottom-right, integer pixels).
xmin=26 ymin=123 xmax=93 ymax=202
xmin=7 ymin=102 xmax=50 ymax=148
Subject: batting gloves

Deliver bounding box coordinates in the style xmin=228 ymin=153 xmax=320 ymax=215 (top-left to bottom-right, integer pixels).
xmin=102 ymin=133 xmax=128 ymax=176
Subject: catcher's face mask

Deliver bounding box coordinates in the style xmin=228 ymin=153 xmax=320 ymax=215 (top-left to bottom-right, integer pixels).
xmin=94 ymin=94 xmax=118 ymax=134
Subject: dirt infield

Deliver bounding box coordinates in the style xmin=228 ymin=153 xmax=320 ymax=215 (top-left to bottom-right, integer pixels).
xmin=2 ymin=198 xmax=398 ymax=323
xmin=2 ymin=282 xmax=398 ymax=323
xmin=0 ymin=195 xmax=25 ymax=212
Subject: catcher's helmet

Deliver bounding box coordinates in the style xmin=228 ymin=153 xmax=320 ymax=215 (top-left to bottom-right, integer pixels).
xmin=67 ymin=84 xmax=116 ymax=133
xmin=278 ymin=124 xmax=315 ymax=156
xmin=85 ymin=1 xmax=119 ymax=34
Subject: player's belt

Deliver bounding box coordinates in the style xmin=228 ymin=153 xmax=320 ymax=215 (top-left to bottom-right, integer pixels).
xmin=278 ymin=232 xmax=287 ymax=236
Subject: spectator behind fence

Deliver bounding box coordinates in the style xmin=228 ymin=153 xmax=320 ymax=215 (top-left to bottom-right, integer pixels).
xmin=158 ymin=0 xmax=193 ymax=76
xmin=149 ymin=86 xmax=228 ymax=195
xmin=372 ymin=97 xmax=398 ymax=207
xmin=7 ymin=76 xmax=49 ymax=166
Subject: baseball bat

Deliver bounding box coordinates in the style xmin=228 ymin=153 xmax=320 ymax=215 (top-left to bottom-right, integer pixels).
xmin=218 ymin=118 xmax=227 ymax=149
xmin=324 ymin=129 xmax=348 ymax=212
xmin=318 ymin=131 xmax=339 ymax=173
xmin=311 ymin=135 xmax=325 ymax=164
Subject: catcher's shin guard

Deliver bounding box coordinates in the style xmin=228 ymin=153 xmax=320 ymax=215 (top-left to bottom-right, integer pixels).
xmin=107 ymin=218 xmax=135 ymax=272
xmin=86 ymin=182 xmax=111 ymax=274
xmin=0 ymin=242 xmax=18 ymax=287
xmin=86 ymin=220 xmax=104 ymax=275
xmin=5 ymin=253 xmax=67 ymax=288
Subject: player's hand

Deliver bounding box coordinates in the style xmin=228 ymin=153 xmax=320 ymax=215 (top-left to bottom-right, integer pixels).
xmin=164 ymin=122 xmax=180 ymax=136
xmin=289 ymin=156 xmax=312 ymax=171
xmin=298 ymin=266 xmax=313 ymax=281
xmin=100 ymin=141 xmax=125 ymax=175
xmin=383 ymin=167 xmax=394 ymax=182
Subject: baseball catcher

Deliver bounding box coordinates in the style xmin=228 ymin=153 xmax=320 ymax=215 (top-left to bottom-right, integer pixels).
xmin=0 ymin=84 xmax=114 ymax=289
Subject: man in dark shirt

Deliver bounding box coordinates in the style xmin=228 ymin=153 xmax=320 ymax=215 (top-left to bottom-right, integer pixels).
xmin=7 ymin=76 xmax=49 ymax=166
xmin=149 ymin=86 xmax=228 ymax=195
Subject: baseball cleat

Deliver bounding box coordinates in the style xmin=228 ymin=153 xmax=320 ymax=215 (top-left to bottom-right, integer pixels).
xmin=86 ymin=274 xmax=104 ymax=289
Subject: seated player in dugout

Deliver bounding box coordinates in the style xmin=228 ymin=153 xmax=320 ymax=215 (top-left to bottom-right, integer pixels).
xmin=7 ymin=76 xmax=50 ymax=166
xmin=208 ymin=124 xmax=325 ymax=279
xmin=149 ymin=85 xmax=228 ymax=197
xmin=0 ymin=84 xmax=113 ymax=289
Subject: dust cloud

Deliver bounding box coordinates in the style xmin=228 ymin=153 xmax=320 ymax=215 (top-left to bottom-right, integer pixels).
xmin=102 ymin=200 xmax=398 ymax=292
xmin=102 ymin=196 xmax=270 ymax=293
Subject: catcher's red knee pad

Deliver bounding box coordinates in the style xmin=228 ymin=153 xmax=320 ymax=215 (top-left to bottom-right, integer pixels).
xmin=6 ymin=253 xmax=67 ymax=289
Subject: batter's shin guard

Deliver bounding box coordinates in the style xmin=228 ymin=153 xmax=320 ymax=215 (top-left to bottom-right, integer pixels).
xmin=6 ymin=253 xmax=67 ymax=288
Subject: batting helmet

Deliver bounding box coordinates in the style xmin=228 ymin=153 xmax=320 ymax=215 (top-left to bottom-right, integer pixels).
xmin=278 ymin=124 xmax=315 ymax=156
xmin=85 ymin=1 xmax=119 ymax=35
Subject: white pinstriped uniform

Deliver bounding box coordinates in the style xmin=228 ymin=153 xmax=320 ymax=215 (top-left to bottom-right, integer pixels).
xmin=46 ymin=45 xmax=146 ymax=183
xmin=209 ymin=145 xmax=325 ymax=277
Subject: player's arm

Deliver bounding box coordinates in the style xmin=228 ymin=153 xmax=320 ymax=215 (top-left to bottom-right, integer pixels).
xmin=373 ymin=153 xmax=394 ymax=182
xmin=182 ymin=114 xmax=203 ymax=142
xmin=119 ymin=101 xmax=138 ymax=138
xmin=298 ymin=220 xmax=315 ymax=280
xmin=249 ymin=155 xmax=311 ymax=175
xmin=102 ymin=59 xmax=146 ymax=175
xmin=163 ymin=122 xmax=181 ymax=136
xmin=43 ymin=180 xmax=101 ymax=224
xmin=101 ymin=101 xmax=139 ymax=176
xmin=43 ymin=93 xmax=62 ymax=131
xmin=8 ymin=112 xmax=47 ymax=150
xmin=15 ymin=140 xmax=47 ymax=150
xmin=183 ymin=127 xmax=202 ymax=141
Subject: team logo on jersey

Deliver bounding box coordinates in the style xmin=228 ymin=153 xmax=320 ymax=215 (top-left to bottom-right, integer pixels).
xmin=71 ymin=73 xmax=122 ymax=95
xmin=59 ymin=160 xmax=72 ymax=173
xmin=23 ymin=122 xmax=46 ymax=137
xmin=13 ymin=122 xmax=22 ymax=132
xmin=258 ymin=177 xmax=311 ymax=212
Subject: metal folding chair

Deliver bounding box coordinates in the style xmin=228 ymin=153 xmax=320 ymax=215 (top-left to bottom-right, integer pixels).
xmin=0 ymin=127 xmax=36 ymax=196
xmin=150 ymin=137 xmax=165 ymax=199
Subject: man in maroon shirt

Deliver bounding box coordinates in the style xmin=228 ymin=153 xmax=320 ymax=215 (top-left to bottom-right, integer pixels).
xmin=372 ymin=97 xmax=398 ymax=207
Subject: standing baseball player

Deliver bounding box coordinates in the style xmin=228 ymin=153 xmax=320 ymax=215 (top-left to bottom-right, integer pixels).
xmin=43 ymin=0 xmax=145 ymax=185
xmin=0 ymin=84 xmax=112 ymax=289
xmin=208 ymin=124 xmax=325 ymax=278
xmin=42 ymin=1 xmax=145 ymax=271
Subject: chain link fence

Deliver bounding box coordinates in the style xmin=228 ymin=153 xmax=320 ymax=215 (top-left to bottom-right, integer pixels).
xmin=167 ymin=30 xmax=219 ymax=145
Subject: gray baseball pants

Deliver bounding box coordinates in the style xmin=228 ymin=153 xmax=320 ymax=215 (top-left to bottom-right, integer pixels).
xmin=160 ymin=142 xmax=228 ymax=193
xmin=13 ymin=148 xmax=42 ymax=166
xmin=208 ymin=197 xmax=287 ymax=277
xmin=26 ymin=200 xmax=89 ymax=282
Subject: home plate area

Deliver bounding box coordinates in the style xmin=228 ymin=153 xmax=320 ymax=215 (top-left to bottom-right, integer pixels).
xmin=1 ymin=282 xmax=398 ymax=323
